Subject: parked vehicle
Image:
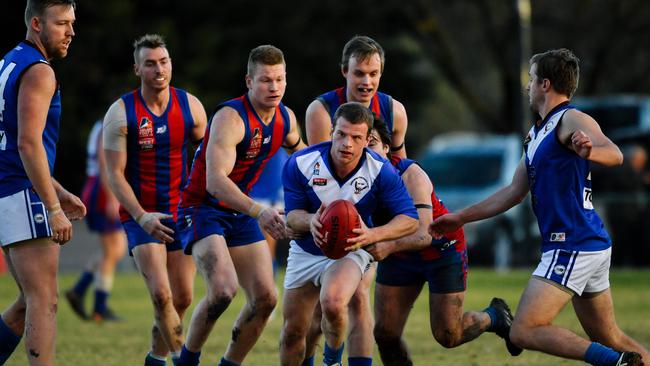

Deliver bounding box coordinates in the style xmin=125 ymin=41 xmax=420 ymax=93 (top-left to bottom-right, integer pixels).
xmin=417 ymin=133 xmax=539 ymax=268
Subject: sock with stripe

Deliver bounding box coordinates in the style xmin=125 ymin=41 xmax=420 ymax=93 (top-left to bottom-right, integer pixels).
xmin=144 ymin=352 xmax=167 ymax=366
xmin=218 ymin=356 xmax=240 ymax=366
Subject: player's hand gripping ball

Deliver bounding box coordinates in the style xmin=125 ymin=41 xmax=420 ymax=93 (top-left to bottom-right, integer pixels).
xmin=318 ymin=199 xmax=361 ymax=259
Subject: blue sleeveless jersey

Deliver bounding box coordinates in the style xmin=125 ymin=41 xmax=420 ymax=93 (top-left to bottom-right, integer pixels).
xmin=317 ymin=87 xmax=394 ymax=135
xmin=525 ymin=102 xmax=611 ymax=252
xmin=0 ymin=41 xmax=61 ymax=197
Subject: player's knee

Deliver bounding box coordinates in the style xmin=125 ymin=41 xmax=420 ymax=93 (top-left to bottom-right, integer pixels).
xmin=321 ymin=296 xmax=347 ymax=324
xmin=509 ymin=322 xmax=529 ymax=349
xmin=150 ymin=288 xmax=173 ymax=312
xmin=206 ymin=292 xmax=235 ymax=322
xmin=374 ymin=325 xmax=399 ymax=347
xmin=172 ymin=291 xmax=193 ymax=313
xmin=281 ymin=323 xmax=308 ymax=351
xmin=432 ymin=327 xmax=461 ymax=348
xmin=251 ymin=289 xmax=277 ymax=319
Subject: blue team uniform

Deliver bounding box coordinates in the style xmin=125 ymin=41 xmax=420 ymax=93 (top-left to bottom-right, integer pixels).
xmin=0 ymin=41 xmax=59 ymax=246
xmin=525 ymin=102 xmax=611 ymax=253
xmin=526 ymin=102 xmax=613 ymax=294
xmin=0 ymin=41 xmax=60 ymax=197
xmin=283 ymin=142 xmax=418 ymax=256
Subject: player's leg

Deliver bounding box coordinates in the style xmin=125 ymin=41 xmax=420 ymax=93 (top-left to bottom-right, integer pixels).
xmin=132 ymin=244 xmax=184 ymax=359
xmin=280 ymin=285 xmax=321 ymax=366
xmin=0 ymin=249 xmax=26 ymax=364
xmin=222 ymin=240 xmax=277 ymax=364
xmin=302 ymin=304 xmax=322 ymax=365
xmin=429 ymin=291 xmax=491 ymax=347
xmin=183 ymin=234 xmax=238 ymax=354
xmin=319 ymin=255 xmax=368 ymax=366
xmin=571 ymin=255 xmax=650 ymax=365
xmin=373 ymin=282 xmax=421 ymax=366
xmin=149 ymin=249 xmax=195 ymax=361
xmin=510 ymin=277 xmax=591 ymax=359
xmin=6 ymin=239 xmax=60 ymax=365
xmin=346 ymin=264 xmax=375 ymax=366
xmin=65 ymin=256 xmax=96 ymax=320
xmin=92 ymin=229 xmax=127 ymax=320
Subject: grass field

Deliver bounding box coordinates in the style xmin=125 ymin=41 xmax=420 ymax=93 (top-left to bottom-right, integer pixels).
xmin=1 ymin=268 xmax=649 ymax=365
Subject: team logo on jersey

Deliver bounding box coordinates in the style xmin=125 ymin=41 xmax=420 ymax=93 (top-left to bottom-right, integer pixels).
xmin=351 ymin=177 xmax=369 ymax=194
xmin=550 ymin=232 xmax=566 ymax=242
xmin=246 ymin=128 xmax=262 ymax=159
xmin=156 ymin=125 xmax=167 ymax=135
xmin=184 ymin=215 xmax=192 ymax=228
xmin=544 ymin=121 xmax=555 ymax=133
xmin=313 ymin=178 xmax=327 ymax=186
xmin=34 ymin=213 xmax=45 ymax=224
xmin=553 ymin=264 xmax=567 ymax=276
xmin=138 ymin=117 xmax=155 ymax=150
xmin=0 ymin=130 xmax=6 ymax=150
xmin=263 ymin=135 xmax=271 ymax=144
xmin=313 ymin=162 xmax=320 ymax=176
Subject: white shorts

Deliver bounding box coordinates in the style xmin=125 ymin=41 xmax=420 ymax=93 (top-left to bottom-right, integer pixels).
xmin=532 ymin=248 xmax=611 ymax=296
xmin=0 ymin=188 xmax=53 ymax=246
xmin=284 ymin=241 xmax=374 ymax=290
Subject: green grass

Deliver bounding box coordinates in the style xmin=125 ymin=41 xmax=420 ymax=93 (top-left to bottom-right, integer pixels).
xmin=1 ymin=268 xmax=649 ymax=365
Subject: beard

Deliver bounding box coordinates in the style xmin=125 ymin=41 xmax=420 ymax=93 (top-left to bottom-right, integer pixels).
xmin=41 ymin=32 xmax=68 ymax=60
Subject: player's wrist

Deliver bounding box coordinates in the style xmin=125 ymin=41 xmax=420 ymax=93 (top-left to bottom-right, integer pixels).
xmin=135 ymin=212 xmax=150 ymax=226
xmin=47 ymin=203 xmax=63 ymax=217
xmin=248 ymin=202 xmax=267 ymax=219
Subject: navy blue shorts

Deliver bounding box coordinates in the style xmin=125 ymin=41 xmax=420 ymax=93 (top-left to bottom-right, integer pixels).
xmin=177 ymin=205 xmax=265 ymax=255
xmin=376 ymin=249 xmax=468 ymax=294
xmin=122 ymin=218 xmax=183 ymax=255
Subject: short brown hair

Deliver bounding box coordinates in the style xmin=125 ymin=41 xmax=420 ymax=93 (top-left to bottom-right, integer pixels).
xmin=247 ymin=45 xmax=285 ymax=77
xmin=25 ymin=0 xmax=76 ymax=27
xmin=530 ymin=48 xmax=580 ymax=98
xmin=341 ymin=35 xmax=385 ymax=73
xmin=133 ymin=34 xmax=167 ymax=63
xmin=333 ymin=102 xmax=374 ymax=137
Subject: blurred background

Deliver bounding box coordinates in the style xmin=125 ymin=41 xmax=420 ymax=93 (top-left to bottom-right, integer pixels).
xmin=1 ymin=0 xmax=649 ymax=269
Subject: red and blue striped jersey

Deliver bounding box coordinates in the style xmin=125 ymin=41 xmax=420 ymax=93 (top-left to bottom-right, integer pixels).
xmin=180 ymin=94 xmax=290 ymax=210
xmin=121 ymin=87 xmax=194 ymax=221
xmin=316 ymin=87 xmax=394 ymax=136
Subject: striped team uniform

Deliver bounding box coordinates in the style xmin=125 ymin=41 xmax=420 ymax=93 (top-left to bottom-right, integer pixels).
xmin=80 ymin=121 xmax=121 ymax=233
xmin=120 ymin=87 xmax=195 ymax=253
xmin=375 ymin=156 xmax=468 ymax=293
xmin=178 ymin=94 xmax=290 ymax=253
xmin=0 ymin=41 xmax=60 ymax=246
xmin=317 ymin=87 xmax=394 ymax=134
xmin=282 ymin=143 xmax=418 ymax=289
xmin=527 ymin=102 xmax=612 ymax=295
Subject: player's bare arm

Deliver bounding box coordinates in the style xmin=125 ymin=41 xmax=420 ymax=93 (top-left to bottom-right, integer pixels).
xmin=284 ymin=107 xmax=307 ymax=153
xmin=206 ymin=107 xmax=287 ymax=239
xmin=187 ymin=93 xmax=207 ymax=143
xmin=103 ymin=100 xmax=174 ymax=243
xmin=305 ymin=99 xmax=333 ymax=145
xmin=346 ymin=213 xmax=417 ymax=250
xmin=17 ymin=62 xmax=73 ymax=244
xmin=559 ymin=109 xmax=623 ymax=166
xmin=390 ymin=99 xmax=408 ymax=158
xmin=430 ymin=158 xmax=530 ymax=237
xmin=365 ymin=164 xmax=433 ymax=259
xmin=287 ymin=205 xmax=326 ymax=247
